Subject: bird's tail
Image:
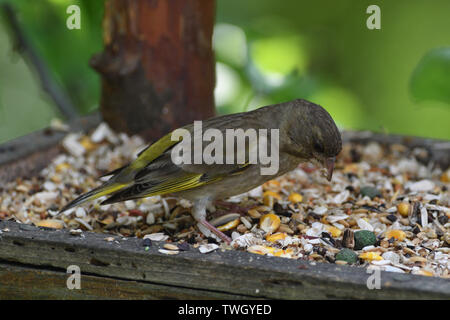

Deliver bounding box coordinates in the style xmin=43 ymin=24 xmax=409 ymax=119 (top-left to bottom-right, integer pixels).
xmin=59 ymin=182 xmax=128 ymax=213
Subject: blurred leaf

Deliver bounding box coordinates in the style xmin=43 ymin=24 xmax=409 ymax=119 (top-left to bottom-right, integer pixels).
xmin=309 ymin=85 xmax=366 ymax=130
xmin=250 ymin=35 xmax=307 ymax=79
xmin=267 ymin=71 xmax=317 ymax=102
xmin=245 ymin=94 xmax=274 ymax=112
xmin=11 ymin=0 xmax=103 ymax=114
xmin=215 ymin=62 xmax=242 ymax=107
xmin=410 ymin=47 xmax=450 ymax=105
xmin=213 ymin=23 xmax=247 ymax=67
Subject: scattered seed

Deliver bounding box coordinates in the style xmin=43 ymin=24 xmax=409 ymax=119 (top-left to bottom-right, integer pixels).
xmin=217 ymin=218 xmax=240 ymax=232
xmin=1 ymin=122 xmax=447 ymax=277
xmin=385 ymin=230 xmax=406 ymax=241
xmin=288 ymin=193 xmax=303 ymax=203
xmin=199 ymin=243 xmax=219 ymax=254
xmin=259 ymin=213 xmax=281 ymax=234
xmin=354 ymin=230 xmax=377 ymax=250
xmin=69 ymin=228 xmax=83 ymax=236
xmin=359 ymin=252 xmax=383 ymax=261
xmin=397 ymin=202 xmax=410 ymax=217
xmin=266 ymin=232 xmax=286 ymax=242
xmin=36 ymin=219 xmax=63 ymax=229
xmin=336 ymin=248 xmax=358 ymax=264
xmin=144 ymin=233 xmax=168 ymax=242
xmin=158 ymin=249 xmax=179 ymax=255
xmin=163 ymin=243 xmax=179 ymax=251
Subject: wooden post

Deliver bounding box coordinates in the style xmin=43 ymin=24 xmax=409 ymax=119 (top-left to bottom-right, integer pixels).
xmin=90 ymin=0 xmax=216 ymax=140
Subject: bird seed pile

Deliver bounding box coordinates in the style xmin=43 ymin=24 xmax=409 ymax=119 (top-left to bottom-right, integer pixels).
xmin=0 ymin=123 xmax=449 ymax=277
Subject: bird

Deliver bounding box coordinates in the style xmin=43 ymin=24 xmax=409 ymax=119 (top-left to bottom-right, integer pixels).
xmin=59 ymin=99 xmax=342 ymax=243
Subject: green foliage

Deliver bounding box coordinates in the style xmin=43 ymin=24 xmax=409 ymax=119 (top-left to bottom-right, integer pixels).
xmin=3 ymin=0 xmax=103 ymax=114
xmin=1 ymin=0 xmax=450 ymax=143
xmin=251 ymin=36 xmax=307 ymax=76
xmin=410 ymin=47 xmax=450 ymax=105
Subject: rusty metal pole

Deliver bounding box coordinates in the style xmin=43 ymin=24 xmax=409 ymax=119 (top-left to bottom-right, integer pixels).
xmin=90 ymin=0 xmax=216 ymax=140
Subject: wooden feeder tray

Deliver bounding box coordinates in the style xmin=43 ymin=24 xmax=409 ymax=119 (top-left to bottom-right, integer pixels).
xmin=0 ymin=114 xmax=449 ymax=299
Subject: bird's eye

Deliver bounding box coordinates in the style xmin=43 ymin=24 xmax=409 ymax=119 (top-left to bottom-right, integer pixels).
xmin=313 ymin=141 xmax=324 ymax=153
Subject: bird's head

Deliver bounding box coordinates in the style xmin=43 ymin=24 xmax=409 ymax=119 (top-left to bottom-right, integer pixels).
xmin=282 ymin=99 xmax=342 ymax=181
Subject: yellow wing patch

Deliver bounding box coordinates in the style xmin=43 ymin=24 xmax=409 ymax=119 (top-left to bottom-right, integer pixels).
xmin=130 ymin=131 xmax=181 ymax=171
xmin=90 ymin=183 xmax=129 ymax=200
xmin=141 ymin=173 xmax=222 ymax=197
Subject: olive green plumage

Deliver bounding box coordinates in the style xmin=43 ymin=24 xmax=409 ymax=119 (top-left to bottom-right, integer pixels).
xmin=60 ymin=99 xmax=342 ymax=242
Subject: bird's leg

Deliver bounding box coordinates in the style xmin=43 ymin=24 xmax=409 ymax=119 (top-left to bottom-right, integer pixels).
xmin=214 ymin=200 xmax=256 ymax=215
xmin=192 ymin=198 xmax=232 ymax=244
xmin=206 ymin=201 xmax=216 ymax=213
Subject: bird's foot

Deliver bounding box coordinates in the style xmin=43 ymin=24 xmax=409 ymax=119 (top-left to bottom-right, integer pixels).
xmin=198 ymin=219 xmax=232 ymax=244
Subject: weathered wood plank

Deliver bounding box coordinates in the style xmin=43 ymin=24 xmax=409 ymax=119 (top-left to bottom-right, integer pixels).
xmin=0 ymin=220 xmax=448 ymax=299
xmin=0 ymin=262 xmax=250 ymax=299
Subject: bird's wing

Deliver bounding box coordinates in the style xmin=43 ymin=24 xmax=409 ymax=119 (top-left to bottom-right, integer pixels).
xmin=100 ymin=113 xmax=266 ymax=204
xmin=60 ymin=110 xmax=269 ymax=210
xmin=59 ymin=131 xmax=183 ymax=212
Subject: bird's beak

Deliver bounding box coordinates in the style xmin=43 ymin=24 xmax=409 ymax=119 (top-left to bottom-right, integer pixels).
xmin=324 ymin=156 xmax=335 ymax=181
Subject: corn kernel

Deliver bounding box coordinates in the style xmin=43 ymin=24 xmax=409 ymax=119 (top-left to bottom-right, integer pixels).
xmin=263 ymin=246 xmax=277 ymax=254
xmin=359 ymin=252 xmax=383 ymax=261
xmin=326 ymin=225 xmax=342 ymax=237
xmin=217 ymin=218 xmax=240 ymax=232
xmin=247 ymin=245 xmax=274 ymax=255
xmin=263 ymin=191 xmax=281 ymax=208
xmin=272 ymin=248 xmax=293 ymax=258
xmin=397 ymin=202 xmax=410 ymax=217
xmin=259 ymin=213 xmax=281 ymax=234
xmin=385 ymin=229 xmax=406 ymax=241
xmin=55 ymin=162 xmax=71 ymax=173
xmin=263 ymin=180 xmax=280 ymax=189
xmin=80 ymin=136 xmax=96 ymax=151
xmin=37 ymin=219 xmax=64 ymax=229
xmin=288 ymin=192 xmax=303 ymax=203
xmin=263 ymin=191 xmax=281 ymax=200
xmin=263 ymin=196 xmax=274 ymax=207
xmin=416 ymin=270 xmax=433 ymax=277
xmin=247 ymin=246 xmax=265 ymax=255
xmin=440 ymin=169 xmax=450 ymax=183
xmin=266 ymin=232 xmax=286 ymax=242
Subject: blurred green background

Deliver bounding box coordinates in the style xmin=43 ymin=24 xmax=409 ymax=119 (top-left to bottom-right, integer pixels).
xmin=0 ymin=0 xmax=449 ymax=143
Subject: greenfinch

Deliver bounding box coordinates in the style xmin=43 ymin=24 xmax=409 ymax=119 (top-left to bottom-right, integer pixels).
xmin=60 ymin=99 xmax=342 ymax=243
